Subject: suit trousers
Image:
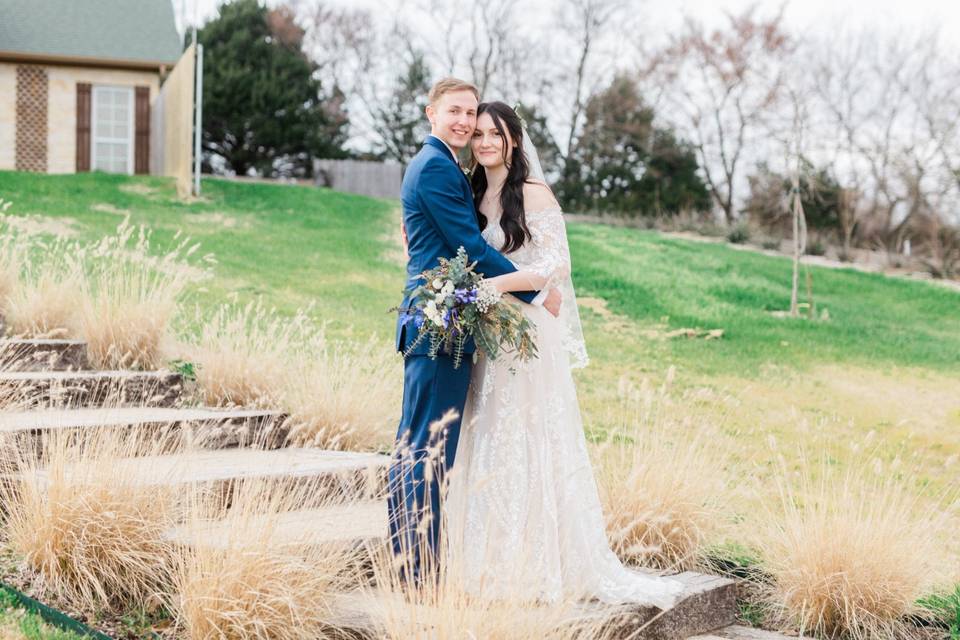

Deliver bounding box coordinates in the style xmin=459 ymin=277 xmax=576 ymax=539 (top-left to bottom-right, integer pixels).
xmin=386 ymin=353 xmax=472 ymax=584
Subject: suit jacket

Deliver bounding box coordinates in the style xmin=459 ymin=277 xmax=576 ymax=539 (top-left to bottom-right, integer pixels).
xmin=395 ymin=136 xmax=539 ymax=356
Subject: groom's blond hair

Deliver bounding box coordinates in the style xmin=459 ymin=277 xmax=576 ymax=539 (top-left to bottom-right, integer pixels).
xmin=428 ymin=77 xmax=480 ymax=105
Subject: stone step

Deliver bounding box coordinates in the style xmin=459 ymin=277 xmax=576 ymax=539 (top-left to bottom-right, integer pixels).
xmin=689 ymin=625 xmax=813 ymax=639
xmin=0 ymin=369 xmax=183 ymax=408
xmin=0 ymin=407 xmax=285 ymax=448
xmin=328 ymin=565 xmax=737 ymax=640
xmin=29 ymin=447 xmax=389 ymax=498
xmin=0 ymin=339 xmax=90 ymax=372
xmin=165 ymin=499 xmax=387 ymax=550
xmin=170 ymin=496 xmax=737 ymax=640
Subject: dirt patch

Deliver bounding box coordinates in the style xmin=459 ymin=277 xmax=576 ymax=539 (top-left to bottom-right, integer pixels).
xmin=577 ymin=296 xmax=634 ymax=333
xmin=90 ymin=202 xmax=130 ymax=216
xmin=188 ymin=211 xmax=250 ymax=230
xmin=3 ymin=215 xmax=79 ymax=238
xmin=118 ymin=183 xmax=160 ymax=198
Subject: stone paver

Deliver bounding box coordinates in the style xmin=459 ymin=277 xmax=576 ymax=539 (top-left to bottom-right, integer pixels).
xmin=0 ymin=339 xmax=89 ymax=371
xmin=689 ymin=625 xmax=813 ymax=639
xmin=29 ymin=447 xmax=388 ymax=493
xmin=165 ymin=500 xmax=387 ymax=549
xmin=0 ymin=369 xmax=183 ymax=407
xmin=328 ymin=563 xmax=737 ymax=640
xmin=0 ymin=406 xmax=280 ymax=432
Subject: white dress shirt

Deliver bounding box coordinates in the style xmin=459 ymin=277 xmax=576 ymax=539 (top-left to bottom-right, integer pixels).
xmin=428 ymin=134 xmax=461 ymax=167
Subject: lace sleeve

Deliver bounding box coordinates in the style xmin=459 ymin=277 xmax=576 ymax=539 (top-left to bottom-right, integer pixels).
xmin=523 ymin=209 xmax=571 ymax=291
xmin=523 ymin=209 xmax=589 ymax=369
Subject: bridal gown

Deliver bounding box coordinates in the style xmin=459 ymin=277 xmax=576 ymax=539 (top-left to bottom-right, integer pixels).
xmin=443 ymin=207 xmax=685 ymax=609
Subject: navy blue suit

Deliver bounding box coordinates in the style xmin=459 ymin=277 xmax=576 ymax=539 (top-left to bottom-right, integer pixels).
xmin=387 ymin=136 xmax=538 ymax=582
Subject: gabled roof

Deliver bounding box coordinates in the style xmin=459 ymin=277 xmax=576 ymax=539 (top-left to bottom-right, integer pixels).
xmin=0 ymin=0 xmax=183 ymax=69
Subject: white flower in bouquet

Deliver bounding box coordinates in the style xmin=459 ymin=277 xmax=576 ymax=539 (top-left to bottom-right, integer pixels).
xmin=475 ymin=279 xmax=502 ymax=314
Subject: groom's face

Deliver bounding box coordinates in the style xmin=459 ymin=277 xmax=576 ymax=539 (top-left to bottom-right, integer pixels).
xmin=426 ymin=90 xmax=478 ymax=151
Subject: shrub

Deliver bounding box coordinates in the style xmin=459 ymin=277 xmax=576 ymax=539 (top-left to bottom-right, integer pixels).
xmin=187 ymin=301 xmax=312 ymax=408
xmin=756 ymin=459 xmax=950 ymax=639
xmin=596 ymin=371 xmax=726 ymax=571
xmin=805 ymin=239 xmax=827 ymax=256
xmin=282 ymin=334 xmax=401 ymax=451
xmin=1 ymin=427 xmax=179 ymax=612
xmin=171 ymin=478 xmax=363 ymax=640
xmin=79 ymin=219 xmax=209 ymax=370
xmin=1 ymin=236 xmax=82 ymax=339
xmin=726 ymin=223 xmax=751 ymax=244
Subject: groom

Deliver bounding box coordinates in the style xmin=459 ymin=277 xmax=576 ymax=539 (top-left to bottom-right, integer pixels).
xmin=387 ymin=77 xmax=561 ymax=584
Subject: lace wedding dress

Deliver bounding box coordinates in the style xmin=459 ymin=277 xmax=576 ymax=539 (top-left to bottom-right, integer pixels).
xmin=443 ymin=207 xmax=685 ymax=609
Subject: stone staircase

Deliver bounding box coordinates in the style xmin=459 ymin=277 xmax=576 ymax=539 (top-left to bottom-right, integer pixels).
xmin=0 ymin=334 xmax=773 ymax=640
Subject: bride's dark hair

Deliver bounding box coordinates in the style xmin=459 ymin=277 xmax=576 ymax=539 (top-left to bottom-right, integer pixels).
xmin=470 ymin=101 xmax=532 ymax=254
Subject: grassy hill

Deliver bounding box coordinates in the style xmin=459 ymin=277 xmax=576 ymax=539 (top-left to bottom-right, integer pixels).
xmin=2 ymin=171 xmax=958 ymax=490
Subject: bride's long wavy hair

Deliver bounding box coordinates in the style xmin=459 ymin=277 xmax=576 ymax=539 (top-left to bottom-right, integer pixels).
xmin=470 ymin=101 xmax=532 ymax=254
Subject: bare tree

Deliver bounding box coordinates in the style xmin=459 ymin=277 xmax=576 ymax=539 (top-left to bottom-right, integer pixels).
xmin=809 ymin=28 xmax=959 ymax=256
xmin=646 ymin=7 xmax=793 ymax=224
xmin=414 ymin=0 xmax=535 ymax=98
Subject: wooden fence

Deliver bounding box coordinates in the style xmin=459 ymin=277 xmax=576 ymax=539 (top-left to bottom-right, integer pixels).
xmin=313 ymin=158 xmax=402 ymax=199
xmin=150 ymin=45 xmax=195 ymax=198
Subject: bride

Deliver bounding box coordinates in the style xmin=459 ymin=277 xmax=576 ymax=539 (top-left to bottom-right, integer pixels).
xmin=441 ymin=101 xmax=684 ymax=609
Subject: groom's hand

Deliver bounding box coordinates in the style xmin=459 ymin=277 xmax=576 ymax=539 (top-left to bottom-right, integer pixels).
xmin=544 ymin=288 xmax=562 ymax=317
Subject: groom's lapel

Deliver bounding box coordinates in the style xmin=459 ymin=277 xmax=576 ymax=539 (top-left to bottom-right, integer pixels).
xmin=424 ymin=136 xmax=459 ymax=167
xmin=424 ymin=137 xmax=470 ymax=193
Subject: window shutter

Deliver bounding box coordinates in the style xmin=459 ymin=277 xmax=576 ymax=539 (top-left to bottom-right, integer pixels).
xmin=76 ymin=83 xmax=91 ymax=172
xmin=134 ymin=86 xmax=150 ymax=174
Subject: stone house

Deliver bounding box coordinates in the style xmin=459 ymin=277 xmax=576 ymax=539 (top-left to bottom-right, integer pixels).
xmin=0 ymin=0 xmax=182 ymax=175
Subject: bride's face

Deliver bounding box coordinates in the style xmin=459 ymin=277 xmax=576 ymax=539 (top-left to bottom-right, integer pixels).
xmin=471 ymin=112 xmax=515 ymax=170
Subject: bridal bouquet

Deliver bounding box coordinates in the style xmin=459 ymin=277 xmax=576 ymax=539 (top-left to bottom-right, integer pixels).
xmin=395 ymin=246 xmax=538 ymax=368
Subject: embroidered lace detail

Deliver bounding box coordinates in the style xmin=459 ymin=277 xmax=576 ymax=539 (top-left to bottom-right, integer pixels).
xmin=443 ymin=209 xmax=683 ymax=608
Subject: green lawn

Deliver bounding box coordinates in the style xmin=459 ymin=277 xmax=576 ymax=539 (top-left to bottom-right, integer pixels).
xmin=569 ymin=222 xmax=960 ymax=376
xmin=2 ymin=170 xmax=959 ymax=482
xmin=3 ymin=170 xmax=956 ymax=376
xmin=0 ymin=588 xmax=87 ymax=639
xmin=0 ymin=171 xmax=401 ymax=340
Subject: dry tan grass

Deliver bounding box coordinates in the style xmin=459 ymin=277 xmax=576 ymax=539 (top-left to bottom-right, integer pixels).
xmin=282 ymin=334 xmax=402 ymax=452
xmin=171 ymin=478 xmax=364 ymax=640
xmin=596 ymin=370 xmax=728 ymax=572
xmin=754 ymin=454 xmax=955 ymax=639
xmin=79 ymin=220 xmax=209 ymax=370
xmin=0 ymin=427 xmax=179 ymax=613
xmin=187 ymin=301 xmax=314 ymax=408
xmin=363 ymin=413 xmax=643 ymax=640
xmin=0 ymin=235 xmax=82 ymax=339
xmin=0 ymin=203 xmax=24 ymax=316
xmin=188 ymin=299 xmax=401 ymax=448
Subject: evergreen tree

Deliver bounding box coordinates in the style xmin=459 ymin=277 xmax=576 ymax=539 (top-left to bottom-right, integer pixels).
xmin=744 ymin=159 xmax=843 ymax=235
xmin=559 ymin=74 xmax=710 ymax=216
xmin=195 ymin=0 xmax=348 ymax=177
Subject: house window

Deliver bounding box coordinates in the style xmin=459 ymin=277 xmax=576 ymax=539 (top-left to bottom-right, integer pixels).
xmin=91 ymin=86 xmax=134 ymax=174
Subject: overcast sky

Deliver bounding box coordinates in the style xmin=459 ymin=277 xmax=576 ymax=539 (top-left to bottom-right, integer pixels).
xmin=174 ymin=0 xmax=960 ymax=45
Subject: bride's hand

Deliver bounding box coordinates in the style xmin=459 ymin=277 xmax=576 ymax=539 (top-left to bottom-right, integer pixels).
xmin=543 ymin=288 xmax=562 ymax=318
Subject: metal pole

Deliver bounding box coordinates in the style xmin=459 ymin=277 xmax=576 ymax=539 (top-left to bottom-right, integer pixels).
xmin=193 ymin=42 xmax=203 ymax=196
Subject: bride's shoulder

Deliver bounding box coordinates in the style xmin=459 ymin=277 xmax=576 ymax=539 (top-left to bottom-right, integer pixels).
xmin=522 ymin=179 xmax=562 ymax=216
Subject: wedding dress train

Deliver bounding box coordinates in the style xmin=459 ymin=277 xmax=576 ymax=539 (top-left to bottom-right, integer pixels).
xmin=443 ymin=208 xmax=684 ymax=609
